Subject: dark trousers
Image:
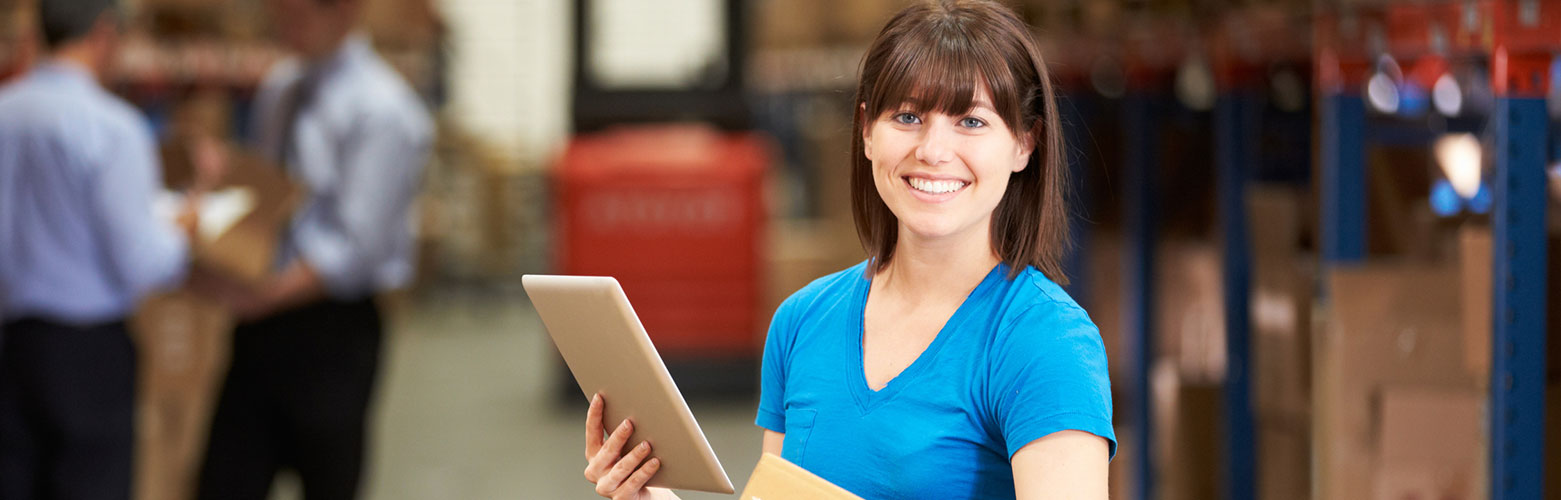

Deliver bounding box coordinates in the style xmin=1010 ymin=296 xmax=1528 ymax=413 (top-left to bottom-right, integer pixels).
xmin=195 ymin=299 xmax=382 ymax=500
xmin=0 ymin=318 xmax=135 ymax=500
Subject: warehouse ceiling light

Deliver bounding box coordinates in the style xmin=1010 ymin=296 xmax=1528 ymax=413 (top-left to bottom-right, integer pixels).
xmin=1366 ymin=55 xmax=1402 ymax=114
xmin=1174 ymin=55 xmax=1215 ymax=112
xmin=1434 ymin=133 xmax=1482 ymax=200
xmin=1433 ymin=73 xmax=1462 ymax=117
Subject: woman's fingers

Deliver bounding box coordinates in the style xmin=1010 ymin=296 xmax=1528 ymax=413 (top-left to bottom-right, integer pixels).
xmin=586 ymin=418 xmax=635 ymax=481
xmin=614 ymin=458 xmax=661 ymax=500
xmin=585 ymin=393 xmax=605 ymax=459
xmin=595 ymin=441 xmax=654 ymax=497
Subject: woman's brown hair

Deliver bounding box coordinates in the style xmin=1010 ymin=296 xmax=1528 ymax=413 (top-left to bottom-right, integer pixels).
xmin=850 ymin=0 xmax=1070 ymax=284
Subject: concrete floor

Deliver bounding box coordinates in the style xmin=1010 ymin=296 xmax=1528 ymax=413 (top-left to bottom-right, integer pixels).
xmin=311 ymin=288 xmax=766 ymax=500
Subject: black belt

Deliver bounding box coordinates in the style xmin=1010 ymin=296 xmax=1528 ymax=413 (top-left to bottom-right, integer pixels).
xmin=2 ymin=316 xmax=127 ymax=333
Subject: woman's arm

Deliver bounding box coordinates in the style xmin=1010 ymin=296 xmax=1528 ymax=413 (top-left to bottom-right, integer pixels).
xmin=1011 ymin=430 xmax=1110 ymax=500
xmin=762 ymin=430 xmax=785 ymax=455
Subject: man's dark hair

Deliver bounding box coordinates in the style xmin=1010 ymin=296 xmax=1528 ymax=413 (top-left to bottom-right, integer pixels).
xmin=38 ymin=0 xmax=117 ymax=48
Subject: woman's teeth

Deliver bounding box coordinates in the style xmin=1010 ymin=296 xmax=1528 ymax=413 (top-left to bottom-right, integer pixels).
xmin=907 ymin=177 xmax=967 ymax=194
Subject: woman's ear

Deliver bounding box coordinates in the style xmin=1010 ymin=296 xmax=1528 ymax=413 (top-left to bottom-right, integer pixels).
xmin=1013 ymin=122 xmax=1038 ymax=172
xmin=860 ymin=102 xmax=874 ymax=158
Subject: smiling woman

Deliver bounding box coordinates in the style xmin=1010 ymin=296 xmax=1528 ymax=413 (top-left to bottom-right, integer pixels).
xmin=580 ymin=2 xmax=1114 ymax=499
xmin=851 ymin=1 xmax=1070 ymax=282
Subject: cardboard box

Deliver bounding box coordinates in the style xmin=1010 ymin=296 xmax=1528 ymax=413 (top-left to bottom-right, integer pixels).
xmin=131 ymin=291 xmax=233 ymax=500
xmin=1374 ymin=467 xmax=1480 ymax=500
xmin=1460 ymin=227 xmax=1492 ymax=380
xmin=1247 ymin=185 xmax=1305 ymax=262
xmin=1376 ymin=388 xmax=1483 ymax=465
xmin=1156 ymin=241 xmax=1225 ymax=383
xmin=827 ymin=0 xmax=908 ymax=44
xmin=1452 ymin=225 xmax=1555 ymax=385
xmin=159 ymin=140 xmax=303 ymax=283
xmin=1317 ymin=263 xmax=1477 ymax=500
xmin=1259 ymin=422 xmax=1309 ymax=500
xmin=1162 ymin=382 xmax=1221 ymax=500
xmin=1373 ymin=387 xmax=1485 ymax=500
xmin=0 ymin=0 xmax=34 ymax=82
xmin=1252 ymin=256 xmax=1313 ymax=421
xmin=752 ymin=0 xmax=826 ymax=49
xmin=362 ymin=0 xmax=441 ymax=50
xmin=740 ymin=453 xmax=861 ymax=500
xmin=766 ymin=219 xmax=862 ymax=324
xmin=1254 ymin=323 xmax=1309 ymax=422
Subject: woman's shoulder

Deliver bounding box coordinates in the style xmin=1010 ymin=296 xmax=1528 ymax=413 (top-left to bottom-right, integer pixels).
xmin=992 ymin=265 xmax=1099 ymax=346
xmin=1008 ymin=266 xmax=1090 ymax=319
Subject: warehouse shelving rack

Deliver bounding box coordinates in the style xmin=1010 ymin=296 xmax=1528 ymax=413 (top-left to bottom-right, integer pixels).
xmin=1102 ymin=9 xmax=1315 ymax=500
xmin=1315 ymin=2 xmax=1553 ymax=500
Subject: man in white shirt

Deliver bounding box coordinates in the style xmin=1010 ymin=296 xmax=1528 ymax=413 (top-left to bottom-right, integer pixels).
xmin=195 ymin=0 xmax=432 ymax=498
xmin=0 ymin=0 xmax=202 ymax=497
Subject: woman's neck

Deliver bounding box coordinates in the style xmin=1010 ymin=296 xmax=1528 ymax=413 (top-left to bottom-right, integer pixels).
xmin=876 ymin=225 xmax=1001 ymax=300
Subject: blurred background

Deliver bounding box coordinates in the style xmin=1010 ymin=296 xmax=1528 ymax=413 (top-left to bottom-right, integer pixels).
xmin=1 ymin=0 xmax=1560 ymax=499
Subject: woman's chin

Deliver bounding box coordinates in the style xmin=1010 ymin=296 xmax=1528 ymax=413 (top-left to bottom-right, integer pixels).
xmin=897 ymin=219 xmax=970 ymax=243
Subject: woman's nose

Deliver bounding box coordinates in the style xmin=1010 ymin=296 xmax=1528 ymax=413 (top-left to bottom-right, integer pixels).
xmin=914 ymin=123 xmax=955 ymax=166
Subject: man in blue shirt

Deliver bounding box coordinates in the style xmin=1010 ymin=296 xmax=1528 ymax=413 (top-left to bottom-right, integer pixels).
xmin=194 ymin=0 xmax=432 ymax=497
xmin=0 ymin=0 xmax=200 ymax=498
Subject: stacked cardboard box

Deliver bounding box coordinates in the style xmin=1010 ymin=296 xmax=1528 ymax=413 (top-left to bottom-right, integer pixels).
xmin=765 ymin=218 xmax=865 ymax=324
xmin=1316 ymin=249 xmax=1488 ymax=500
xmin=1247 ymin=185 xmax=1313 ymax=500
xmin=1160 ymin=382 xmax=1221 ymax=500
xmin=130 ymin=292 xmax=231 ymax=500
xmin=1156 ymin=241 xmax=1226 ymax=383
xmin=0 ymin=0 xmax=32 ymax=81
xmin=1372 ymin=388 xmax=1484 ymax=500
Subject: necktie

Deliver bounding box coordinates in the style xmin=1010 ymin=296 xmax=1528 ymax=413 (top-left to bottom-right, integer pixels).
xmin=275 ymin=75 xmax=317 ymax=174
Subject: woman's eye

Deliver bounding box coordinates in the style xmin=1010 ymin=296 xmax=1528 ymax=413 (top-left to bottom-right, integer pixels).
xmin=960 ymin=117 xmax=987 ymax=128
xmin=892 ymin=112 xmax=921 ymax=125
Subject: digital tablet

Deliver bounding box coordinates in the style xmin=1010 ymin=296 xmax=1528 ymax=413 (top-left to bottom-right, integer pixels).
xmin=521 ymin=275 xmax=735 ymax=494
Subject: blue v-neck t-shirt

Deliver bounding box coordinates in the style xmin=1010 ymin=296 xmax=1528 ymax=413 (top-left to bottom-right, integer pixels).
xmin=755 ymin=261 xmax=1115 ymax=499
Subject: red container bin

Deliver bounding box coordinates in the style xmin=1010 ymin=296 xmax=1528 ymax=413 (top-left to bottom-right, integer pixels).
xmin=554 ymin=126 xmax=769 ymax=359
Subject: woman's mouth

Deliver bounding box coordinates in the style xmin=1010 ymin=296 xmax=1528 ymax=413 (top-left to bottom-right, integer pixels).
xmin=905 ymin=176 xmax=968 ymax=194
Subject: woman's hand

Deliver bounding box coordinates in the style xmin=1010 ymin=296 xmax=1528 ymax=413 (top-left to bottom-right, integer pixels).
xmin=584 ymin=393 xmax=665 ymax=500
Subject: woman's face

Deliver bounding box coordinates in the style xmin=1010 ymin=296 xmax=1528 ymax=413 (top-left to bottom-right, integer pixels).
xmin=862 ymin=85 xmax=1033 ymax=245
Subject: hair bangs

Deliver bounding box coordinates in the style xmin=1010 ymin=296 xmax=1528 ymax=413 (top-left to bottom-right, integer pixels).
xmin=863 ymin=19 xmax=1024 ymax=133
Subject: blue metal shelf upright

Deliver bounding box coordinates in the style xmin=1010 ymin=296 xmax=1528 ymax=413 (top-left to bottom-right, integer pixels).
xmin=1486 ymin=3 xmax=1552 ymax=497
xmin=1122 ymin=86 xmax=1161 ymax=500
xmin=1213 ymin=77 xmax=1259 ymax=500
xmin=1210 ymin=8 xmax=1314 ymax=498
